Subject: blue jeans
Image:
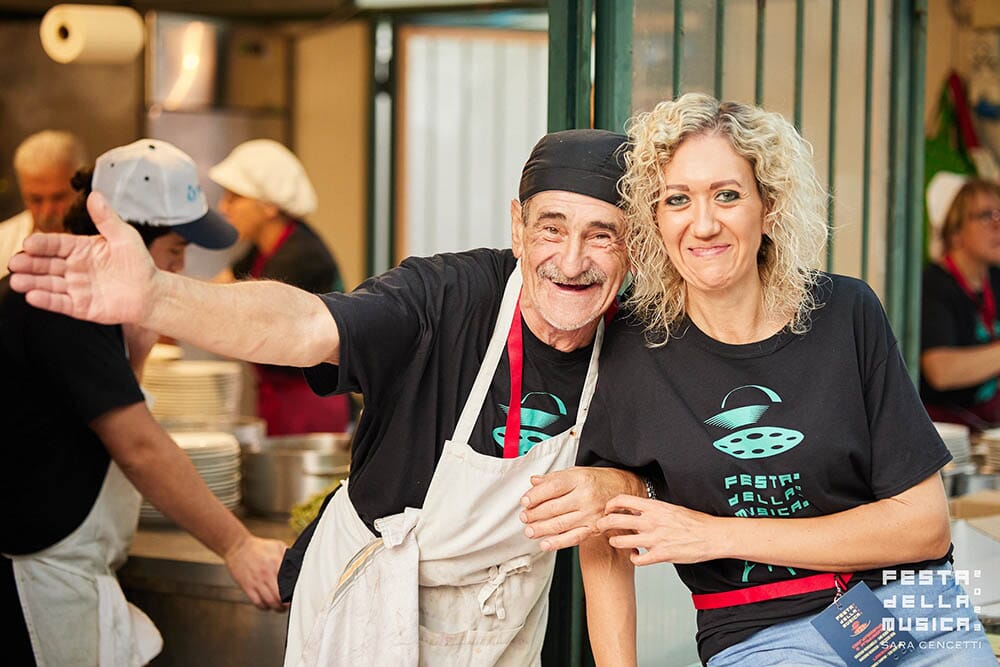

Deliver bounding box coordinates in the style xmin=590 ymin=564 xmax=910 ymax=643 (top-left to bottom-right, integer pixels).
xmin=708 ymin=564 xmax=995 ymax=666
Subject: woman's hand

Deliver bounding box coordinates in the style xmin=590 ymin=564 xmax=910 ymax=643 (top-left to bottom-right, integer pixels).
xmin=596 ymin=495 xmax=723 ymax=566
xmin=595 ymin=474 xmax=951 ymax=572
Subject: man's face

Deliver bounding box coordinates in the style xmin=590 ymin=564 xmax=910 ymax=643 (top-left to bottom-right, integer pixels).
xmin=18 ymin=165 xmax=76 ymax=233
xmin=511 ymin=190 xmax=627 ymax=351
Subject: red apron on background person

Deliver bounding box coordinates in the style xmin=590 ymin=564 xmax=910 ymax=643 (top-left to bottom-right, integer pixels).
xmin=255 ymin=365 xmax=352 ymax=435
xmin=924 ymin=255 xmax=1000 ymax=431
xmin=250 ymin=222 xmax=352 ymax=435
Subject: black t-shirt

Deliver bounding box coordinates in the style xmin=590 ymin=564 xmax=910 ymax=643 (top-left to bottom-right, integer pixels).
xmin=578 ymin=274 xmax=952 ymax=663
xmin=0 ymin=276 xmax=144 ymax=554
xmin=234 ymin=221 xmax=344 ymax=378
xmin=920 ymin=263 xmax=1000 ymax=408
xmin=305 ymin=249 xmax=591 ymax=533
xmin=232 ymin=220 xmax=344 ymax=293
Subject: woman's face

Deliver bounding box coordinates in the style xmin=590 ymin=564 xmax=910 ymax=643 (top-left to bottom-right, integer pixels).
xmin=148 ymin=232 xmax=189 ymax=273
xmin=953 ymin=190 xmax=1000 ymax=266
xmin=655 ymin=133 xmax=768 ymax=297
xmin=218 ymin=189 xmax=271 ymax=243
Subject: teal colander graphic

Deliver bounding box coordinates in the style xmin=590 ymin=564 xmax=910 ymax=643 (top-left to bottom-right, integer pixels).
xmin=493 ymin=392 xmax=568 ymax=456
xmin=705 ymin=385 xmax=803 ymax=460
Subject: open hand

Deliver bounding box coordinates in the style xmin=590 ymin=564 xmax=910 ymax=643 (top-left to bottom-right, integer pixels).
xmin=9 ymin=191 xmax=158 ymax=325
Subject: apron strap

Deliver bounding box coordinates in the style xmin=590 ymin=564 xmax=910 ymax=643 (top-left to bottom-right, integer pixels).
xmin=450 ymin=262 xmax=605 ymax=446
xmin=451 ymin=265 xmax=523 ymax=444
xmin=502 ymin=300 xmax=524 ymax=458
xmin=942 ymin=254 xmax=997 ymax=339
xmin=573 ymin=318 xmax=604 ymax=425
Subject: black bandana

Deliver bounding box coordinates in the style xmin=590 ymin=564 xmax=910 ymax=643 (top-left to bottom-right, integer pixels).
xmin=518 ymin=129 xmax=628 ymax=206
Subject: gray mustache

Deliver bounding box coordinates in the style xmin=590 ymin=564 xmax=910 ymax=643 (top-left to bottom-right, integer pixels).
xmin=537 ymin=262 xmax=606 ymax=286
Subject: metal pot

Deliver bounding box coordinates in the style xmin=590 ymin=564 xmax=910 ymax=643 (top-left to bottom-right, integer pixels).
xmin=241 ymin=433 xmax=351 ymax=517
xmin=941 ymin=462 xmax=978 ymax=497
xmin=953 ymin=472 xmax=1000 ymax=497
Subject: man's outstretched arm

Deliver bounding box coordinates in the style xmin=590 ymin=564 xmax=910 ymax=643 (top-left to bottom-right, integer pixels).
xmin=9 ymin=192 xmax=340 ymax=367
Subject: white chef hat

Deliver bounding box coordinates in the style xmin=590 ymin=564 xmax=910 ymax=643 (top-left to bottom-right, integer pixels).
xmin=926 ymin=171 xmax=969 ymax=230
xmin=208 ymin=139 xmax=317 ymax=218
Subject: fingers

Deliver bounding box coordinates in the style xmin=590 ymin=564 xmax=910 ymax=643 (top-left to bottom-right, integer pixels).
xmin=607 ymin=532 xmax=646 ymax=550
xmin=9 ymin=270 xmax=65 ymax=295
xmin=520 ymin=471 xmax=574 ymax=510
xmin=520 ymin=487 xmax=575 ymax=525
xmin=604 ymin=493 xmax=649 ymax=515
xmin=19 ymin=231 xmax=82 ymax=259
xmin=227 ymin=537 xmax=287 ymax=611
xmin=24 ymin=288 xmax=77 ymax=316
xmin=631 ymin=550 xmax=659 ymax=567
xmin=87 ymin=191 xmax=122 ymax=232
xmin=8 ymin=251 xmax=69 ymax=278
xmin=523 ymin=510 xmax=587 ymax=540
xmin=596 ymin=511 xmax=643 ymax=534
xmin=539 ymin=526 xmax=594 ymax=552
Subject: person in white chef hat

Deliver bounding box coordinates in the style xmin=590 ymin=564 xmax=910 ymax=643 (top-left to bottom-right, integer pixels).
xmin=209 ymin=139 xmax=352 ymax=437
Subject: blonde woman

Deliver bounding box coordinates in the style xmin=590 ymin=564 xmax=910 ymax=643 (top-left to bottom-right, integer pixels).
xmin=574 ymin=94 xmax=993 ymax=666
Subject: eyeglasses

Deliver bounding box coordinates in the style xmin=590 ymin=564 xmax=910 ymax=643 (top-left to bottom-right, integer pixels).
xmin=968 ymin=208 xmax=1000 ymax=227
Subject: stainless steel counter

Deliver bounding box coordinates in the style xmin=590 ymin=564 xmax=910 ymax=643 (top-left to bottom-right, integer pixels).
xmin=119 ymin=517 xmax=297 ymax=666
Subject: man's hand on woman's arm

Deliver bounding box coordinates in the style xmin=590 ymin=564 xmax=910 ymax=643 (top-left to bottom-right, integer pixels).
xmin=520 ymin=467 xmax=645 ymax=551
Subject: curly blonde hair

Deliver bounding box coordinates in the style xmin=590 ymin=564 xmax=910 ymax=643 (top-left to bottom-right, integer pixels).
xmin=621 ymin=92 xmax=829 ymax=344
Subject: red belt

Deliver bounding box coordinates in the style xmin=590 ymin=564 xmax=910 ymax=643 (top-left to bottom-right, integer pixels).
xmin=691 ymin=572 xmax=853 ymax=610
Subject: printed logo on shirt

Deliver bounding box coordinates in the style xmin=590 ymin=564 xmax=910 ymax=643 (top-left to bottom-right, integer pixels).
xmin=493 ymin=392 xmax=568 ymax=456
xmin=741 ymin=560 xmax=797 ymax=583
xmin=704 ymin=385 xmax=804 ymax=459
xmin=705 ymin=385 xmax=812 ymax=583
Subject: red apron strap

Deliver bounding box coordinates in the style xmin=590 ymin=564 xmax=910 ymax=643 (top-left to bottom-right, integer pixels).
xmin=942 ymin=254 xmax=996 ymax=340
xmin=502 ymin=295 xmax=610 ymax=458
xmin=691 ymin=572 xmax=854 ymax=610
xmin=502 ymin=298 xmax=523 ymax=459
xmin=249 ymin=221 xmax=296 ymax=279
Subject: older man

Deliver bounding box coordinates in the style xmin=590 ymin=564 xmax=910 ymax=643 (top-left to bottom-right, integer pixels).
xmin=0 ymin=130 xmax=86 ymax=276
xmin=9 ymin=129 xmax=644 ymax=666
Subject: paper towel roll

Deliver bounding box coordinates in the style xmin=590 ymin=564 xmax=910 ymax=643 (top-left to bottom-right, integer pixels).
xmin=40 ymin=4 xmax=144 ymax=65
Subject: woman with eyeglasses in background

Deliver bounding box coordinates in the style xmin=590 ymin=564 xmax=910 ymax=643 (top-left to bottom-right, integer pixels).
xmin=921 ymin=178 xmax=1000 ymax=429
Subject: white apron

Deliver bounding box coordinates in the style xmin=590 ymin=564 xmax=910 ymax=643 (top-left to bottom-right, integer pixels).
xmin=289 ymin=266 xmax=604 ymax=666
xmin=5 ymin=462 xmax=162 ymax=667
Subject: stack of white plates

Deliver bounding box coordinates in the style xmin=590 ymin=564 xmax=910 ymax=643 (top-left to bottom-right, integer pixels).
xmin=143 ymin=360 xmax=242 ymax=420
xmin=934 ymin=422 xmax=972 ymax=465
xmin=140 ymin=431 xmax=242 ymax=524
xmin=978 ymin=428 xmax=1000 ymax=472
